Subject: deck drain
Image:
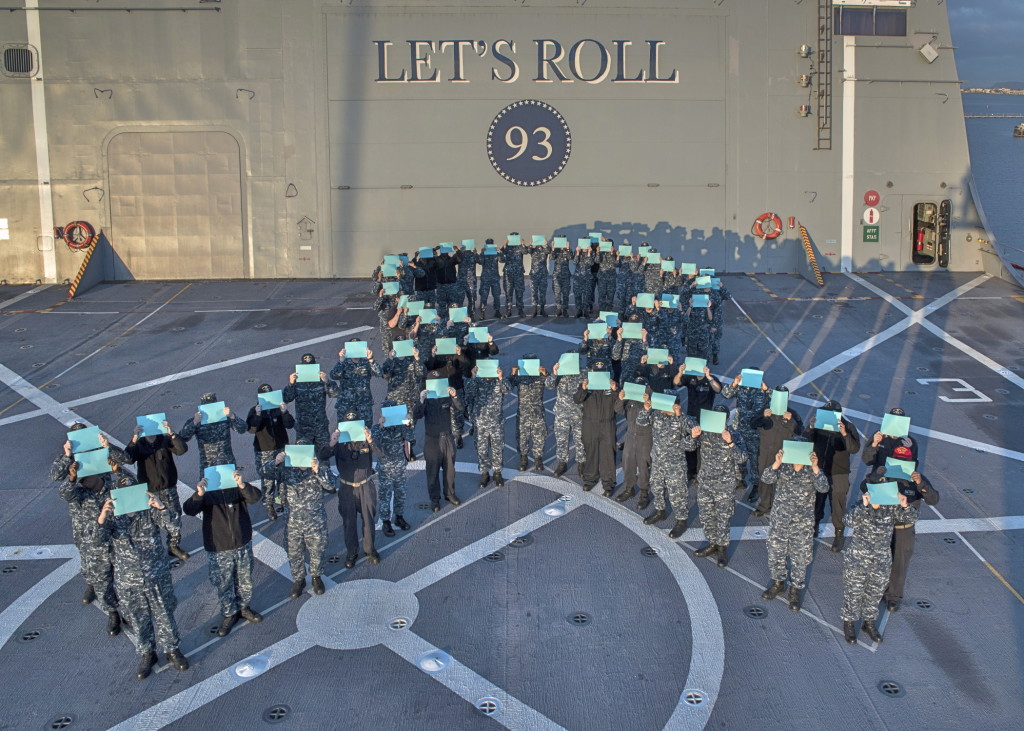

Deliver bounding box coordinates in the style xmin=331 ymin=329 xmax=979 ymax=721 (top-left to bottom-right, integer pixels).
xmin=509 ymin=533 xmax=534 ymax=548
xmin=982 ymin=414 xmax=997 ymax=421
xmin=19 ymin=344 xmax=32 ymax=349
xmin=805 ymin=391 xmax=817 ymax=398
xmin=172 ymin=326 xmax=185 ymax=331
xmin=46 ymin=715 xmax=74 ymax=730
xmin=388 ymin=617 xmax=411 ymax=630
xmin=476 ymin=697 xmax=502 ymax=716
xmin=904 ymin=391 xmax=917 ymax=396
xmin=484 ymin=551 xmax=505 ymax=562
xmin=209 ymin=624 xmax=221 ymax=635
xmin=877 ymin=680 xmax=905 ymax=698
xmin=558 ymin=494 xmax=572 ymax=502
xmin=254 ymin=324 xmax=267 ymax=328
xmin=865 ymin=330 xmax=877 ymax=335
xmin=931 ymin=346 xmax=943 ymax=352
xmin=170 ymin=404 xmax=182 ymax=409
xmin=832 ymin=368 xmax=844 ymax=374
xmin=858 ymin=393 xmax=871 ymax=399
xmin=18 ymin=629 xmax=41 ymax=643
xmin=961 ymin=488 xmax=975 ymax=494
xmin=943 ymin=537 xmax=957 ymax=544
xmin=14 ymin=328 xmax=26 ymax=332
xmin=682 ymin=689 xmax=706 ymax=706
xmin=743 ymin=605 xmax=766 ymax=619
xmin=44 ymin=383 xmax=59 ymax=389
xmin=1 ymin=565 xmax=17 ymax=574
xmin=246 ymin=378 xmax=258 ymax=383
xmin=416 ymin=503 xmax=431 ymax=511
xmin=641 ymin=546 xmax=659 ymax=557
xmin=812 ymin=314 xmax=823 ymax=319
xmin=168 ymin=559 xmax=182 ymax=569
xmin=326 ymin=555 xmax=341 ymax=564
xmin=996 ymin=388 xmax=1010 ymax=395
xmin=262 ymin=704 xmax=291 ymax=724
xmin=567 ymin=612 xmax=592 ymax=626
xmin=32 ymin=362 xmax=45 ymax=367
xmin=913 ymin=598 xmax=935 ymax=612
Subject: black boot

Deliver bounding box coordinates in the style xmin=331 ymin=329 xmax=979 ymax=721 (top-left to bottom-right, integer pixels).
xmin=518 ymin=307 xmax=526 ymax=318
xmin=217 ymin=612 xmax=241 ymax=636
xmin=862 ymin=620 xmax=883 ymax=643
xmin=367 ymin=551 xmax=381 ymax=565
xmin=493 ymin=472 xmax=505 ymax=487
xmin=716 ymin=546 xmax=728 ymax=568
xmin=712 ymin=355 xmax=719 ymax=365
xmin=107 ymin=611 xmax=122 ymax=637
xmin=694 ymin=543 xmax=717 ymax=558
xmin=478 ymin=307 xmax=487 ymax=321
xmin=344 ymin=554 xmax=358 ymax=569
xmin=290 ymin=578 xmax=306 ymax=599
xmin=533 ymin=457 xmax=544 ymax=472
xmin=166 ymin=648 xmax=190 ymax=671
xmin=843 ymin=620 xmax=858 ymax=645
xmin=531 ymin=306 xmax=538 ymax=317
xmin=553 ymin=461 xmax=568 ymax=478
xmin=603 ymin=483 xmax=616 ymax=498
xmin=311 ymin=576 xmax=325 ymax=595
xmin=668 ymin=520 xmax=687 ymax=539
xmin=447 ymin=492 xmax=462 ymax=505
xmin=505 ymin=306 xmax=512 ymax=318
xmin=479 ymin=472 xmax=491 ymax=489
xmin=394 ymin=515 xmax=411 ymax=531
xmin=643 ymin=509 xmax=667 ymax=525
xmin=82 ymin=585 xmax=96 ymax=605
xmin=787 ymin=586 xmax=802 ymax=612
xmin=495 ymin=308 xmax=504 ymax=319
xmin=240 ymin=606 xmax=263 ymax=623
xmin=636 ymin=490 xmax=650 ymax=511
xmin=136 ymin=651 xmax=158 ymax=680
xmin=577 ymin=461 xmax=586 ymax=477
xmin=167 ymin=538 xmax=189 ymax=562
xmin=556 ymin=307 xmax=564 ymax=317
xmin=615 ymin=486 xmax=636 ymax=503
xmin=762 ymin=580 xmax=785 ymax=601
xmin=265 ymin=502 xmax=278 ymax=521
xmin=831 ymin=533 xmax=844 ymax=552
xmin=382 ymin=520 xmax=395 ymax=537
xmin=519 ymin=455 xmax=528 ymax=471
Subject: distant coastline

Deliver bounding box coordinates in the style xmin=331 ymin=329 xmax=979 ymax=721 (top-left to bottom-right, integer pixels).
xmin=962 ymin=88 xmax=1024 ymax=95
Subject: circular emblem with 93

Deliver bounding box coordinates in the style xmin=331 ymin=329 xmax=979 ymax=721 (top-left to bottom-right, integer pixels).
xmin=486 ymin=100 xmax=571 ymax=187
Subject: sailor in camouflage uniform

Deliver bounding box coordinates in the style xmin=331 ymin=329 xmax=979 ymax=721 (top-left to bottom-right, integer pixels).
xmin=268 ymin=444 xmax=335 ymax=598
xmin=179 ymin=393 xmax=248 ymax=472
xmin=611 ymin=317 xmax=648 ymax=384
xmin=689 ymin=410 xmax=748 ymax=567
xmin=638 ymin=396 xmax=696 ymax=538
xmin=551 ymin=243 xmax=574 ymax=317
xmin=328 ymin=339 xmax=382 ymax=425
xmin=96 ymin=475 xmax=188 ymax=679
xmin=125 ymin=418 xmax=190 ymax=559
xmin=840 ymin=478 xmax=917 ymax=644
xmin=465 ymin=364 xmax=512 ymax=487
xmin=596 ymin=245 xmax=618 ymax=311
xmin=613 ymin=378 xmax=653 ymax=507
xmin=685 ymin=300 xmax=714 ymax=361
xmin=579 ymin=321 xmax=614 ymax=369
xmin=53 ymin=427 xmax=127 ymax=636
xmin=381 ymin=344 xmax=424 ymax=459
xmin=183 ymin=467 xmax=263 ymax=637
xmin=371 ymin=400 xmax=414 ymax=537
xmin=708 ymin=279 xmax=732 ymax=365
xmin=572 ymin=243 xmax=598 ymax=317
xmin=500 ymin=236 xmax=527 ymax=317
xmin=759 ymin=443 xmax=830 ymax=611
xmin=283 ymin=353 xmax=337 ymax=453
xmin=246 ymin=384 xmax=294 ymax=520
xmin=528 ymin=240 xmax=551 ymax=317
xmin=545 ymin=352 xmax=586 ymax=477
xmin=721 ymin=371 xmax=772 ymax=493
xmin=477 ymin=239 xmax=502 ymax=319
xmin=509 ymin=353 xmax=548 ymax=472
xmin=458 ymin=243 xmax=477 ymax=311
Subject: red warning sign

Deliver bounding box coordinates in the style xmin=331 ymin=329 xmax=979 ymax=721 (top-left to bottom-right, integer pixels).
xmin=864 ymin=190 xmax=880 ymax=206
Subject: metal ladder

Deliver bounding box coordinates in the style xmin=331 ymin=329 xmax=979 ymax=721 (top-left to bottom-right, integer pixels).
xmin=816 ymin=0 xmax=833 ymax=150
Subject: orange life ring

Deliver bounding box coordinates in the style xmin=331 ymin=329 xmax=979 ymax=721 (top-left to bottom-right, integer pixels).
xmin=753 ymin=212 xmax=783 ymax=240
xmin=57 ymin=220 xmax=98 ymax=251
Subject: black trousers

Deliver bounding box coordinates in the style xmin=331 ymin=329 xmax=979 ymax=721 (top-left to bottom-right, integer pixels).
xmin=424 ymin=431 xmax=456 ymax=503
xmin=814 ymin=472 xmax=850 ymax=531
xmin=337 ymin=479 xmax=377 ymax=558
xmin=581 ymin=421 xmax=616 ymax=488
xmin=884 ymin=525 xmax=916 ymax=602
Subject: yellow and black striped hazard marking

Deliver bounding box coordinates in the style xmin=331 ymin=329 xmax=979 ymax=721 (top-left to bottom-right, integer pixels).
xmin=871 ymin=272 xmax=924 ymax=299
xmin=799 ymin=224 xmax=824 ymax=288
xmin=66 ymin=237 xmax=99 ymax=300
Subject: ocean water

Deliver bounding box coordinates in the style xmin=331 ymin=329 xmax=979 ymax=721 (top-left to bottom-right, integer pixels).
xmin=962 ymin=94 xmax=1024 ymax=248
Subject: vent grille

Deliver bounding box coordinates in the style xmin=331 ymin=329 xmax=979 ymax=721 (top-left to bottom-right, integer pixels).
xmin=2 ymin=45 xmax=36 ymax=76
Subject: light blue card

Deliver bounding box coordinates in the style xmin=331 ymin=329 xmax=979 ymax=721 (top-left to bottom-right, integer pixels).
xmin=258 ymin=390 xmax=284 ymax=410
xmin=587 ymin=371 xmax=611 ymax=390
xmin=622 ymin=322 xmax=643 ymax=339
xmin=647 ymin=348 xmax=669 ymax=365
xmin=406 ymin=300 xmax=425 ymax=315
xmin=661 ymin=294 xmax=680 ymax=308
xmin=468 ymin=326 xmax=489 ymax=343
xmin=741 ymin=369 xmax=764 ymax=389
xmin=336 ymin=421 xmax=366 ymax=444
xmin=557 ymin=352 xmax=580 ymax=375
xmin=392 ymin=339 xmax=415 ymax=358
xmin=868 ymin=481 xmax=900 ymax=505
xmin=885 ymin=457 xmax=916 ymax=481
xmin=770 ymin=390 xmax=789 ymax=414
xmin=679 ymin=262 xmax=697 ymax=275
xmin=881 ymin=413 xmax=911 ymax=437
xmin=399 ymin=254 xmax=409 ymax=264
xmin=691 ymin=294 xmax=710 ymax=308
xmin=651 ymin=392 xmax=677 ymax=413
xmin=296 ymin=363 xmax=320 ymax=382
xmin=684 ymin=357 xmax=706 ymax=376
xmin=435 ymin=337 xmax=457 ymax=355
xmin=600 ymin=311 xmax=619 ymax=327
xmin=382 ymin=405 xmax=411 ymax=427
xmin=286 ymin=444 xmax=316 ymax=466
xmin=398 ymin=294 xmax=410 ymax=308
xmin=199 ymin=401 xmax=227 ymax=424
xmin=700 ymin=410 xmax=726 ymax=434
xmin=587 ymin=322 xmax=609 ymax=339
xmin=204 ymin=464 xmax=237 ymax=491
xmin=711 ymin=277 xmax=722 ymax=290
xmin=384 ymin=255 xmax=402 ymax=267
xmin=660 ymin=260 xmax=675 ymax=272
xmin=67 ymin=425 xmax=101 ymax=453
xmin=699 ymin=268 xmax=715 ymax=276
xmin=553 ymin=236 xmax=568 ymax=249
xmin=589 ymin=231 xmax=602 ymax=241
xmin=439 ymin=242 xmax=455 ymax=254
xmin=381 ymin=263 xmax=398 ymax=278
xmin=383 ymin=281 xmax=400 ymax=295
xmin=532 ymin=234 xmax=546 ymax=244
xmin=345 ymin=341 xmax=368 ymax=358
xmin=636 ymin=293 xmax=656 ymax=308
xmin=646 ymin=252 xmax=662 ymax=264
xmin=112 ymin=483 xmax=151 ymax=516
xmin=518 ymin=359 xmax=541 ymax=376
xmin=577 ymin=237 xmax=591 ymax=248
xmin=75 ymin=448 xmax=110 ymax=477
xmin=419 ymin=309 xmax=438 ymax=325
xmin=507 ymin=234 xmax=521 ymax=247
xmin=623 ymin=382 xmax=646 ymax=401
xmin=816 ymin=408 xmax=841 ymax=431
xmin=461 ymin=239 xmax=475 ymax=249
xmin=484 ymin=244 xmax=498 ymax=255
xmin=426 ymin=378 xmax=449 ymax=398
xmin=476 ymin=359 xmax=499 ymax=378
xmin=638 ymin=245 xmax=651 ymax=257
xmin=449 ymin=306 xmax=469 ymax=322
xmin=599 ymin=241 xmax=612 ymax=252
xmin=136 ymin=413 xmax=167 ymax=437
xmin=695 ymin=275 xmax=712 ymax=288
xmin=781 ymin=441 xmax=814 ymax=466
xmin=619 ymin=245 xmax=632 ymax=256
xmin=418 ymin=247 xmax=434 ymax=259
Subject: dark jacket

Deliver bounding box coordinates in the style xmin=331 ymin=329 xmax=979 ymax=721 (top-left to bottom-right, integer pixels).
xmin=247 ymin=405 xmax=295 ymax=451
xmin=806 ymin=416 xmax=861 ymax=476
xmin=183 ymin=481 xmax=262 ymax=552
xmin=124 ymin=434 xmax=188 ymax=494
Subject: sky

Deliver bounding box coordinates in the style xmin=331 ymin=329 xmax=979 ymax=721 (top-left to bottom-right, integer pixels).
xmin=948 ymin=0 xmax=1024 ymax=86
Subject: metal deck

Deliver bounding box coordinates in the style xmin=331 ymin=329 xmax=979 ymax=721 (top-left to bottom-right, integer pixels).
xmin=1 ymin=273 xmax=1022 ymax=730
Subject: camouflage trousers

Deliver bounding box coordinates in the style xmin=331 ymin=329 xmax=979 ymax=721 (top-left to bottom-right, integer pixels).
xmin=767 ymin=521 xmax=815 ymax=589
xmin=379 ymin=317 xmax=394 ymax=354
xmin=621 ymin=436 xmax=651 ymax=491
xmin=530 ymin=274 xmax=548 ymax=310
xmin=294 ymin=411 xmax=331 ymax=454
xmin=697 ymin=485 xmax=735 ymax=546
xmin=840 ymin=549 xmax=891 ymax=622
xmin=516 ymin=406 xmax=547 ymax=460
xmin=149 ymin=488 xmax=182 ymax=544
xmin=650 ymin=457 xmax=689 ymax=514
xmin=505 ymin=275 xmax=525 ymax=310
xmin=553 ymin=276 xmax=571 ymax=311
xmin=285 ymin=508 xmax=327 ymax=581
xmin=736 ymin=428 xmax=761 ymax=488
xmin=460 ymin=277 xmax=476 ymax=309
xmin=573 ymin=277 xmax=594 ymax=311
xmin=376 ymin=459 xmax=408 ymax=522
xmin=80 ymin=539 xmax=119 ymax=614
xmin=207 ymin=544 xmax=255 ymax=617
xmin=437 ymin=282 xmax=462 ymax=320
xmin=686 ymin=330 xmax=712 ymax=361
xmin=474 ymin=418 xmax=505 ymax=472
xmin=478 ymin=276 xmax=501 ymax=310
xmin=255 ymin=449 xmax=282 ymax=508
xmin=117 ymin=570 xmax=179 ymax=655
xmin=597 ymin=274 xmax=616 ymax=311
xmin=552 ymin=408 xmax=585 ymax=463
